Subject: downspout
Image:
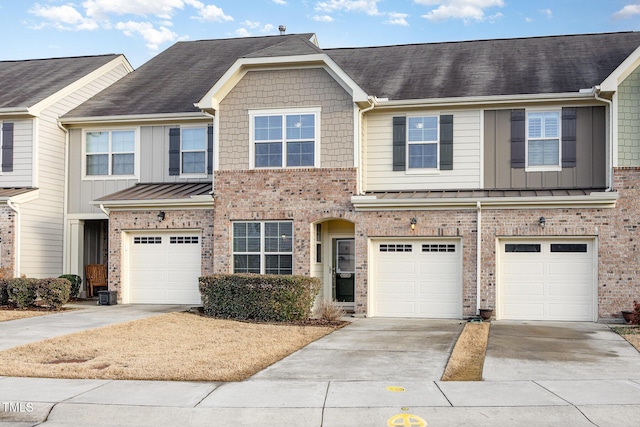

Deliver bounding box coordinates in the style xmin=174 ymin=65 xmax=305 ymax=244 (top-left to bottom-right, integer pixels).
xmin=476 ymin=201 xmax=482 ymax=316
xmin=357 ymin=97 xmax=377 ymax=195
xmin=594 ymin=86 xmax=614 ymax=191
xmin=99 ymin=204 xmax=110 ymax=217
xmin=57 ymin=119 xmax=70 ymax=273
xmin=6 ymin=199 xmax=20 ymax=277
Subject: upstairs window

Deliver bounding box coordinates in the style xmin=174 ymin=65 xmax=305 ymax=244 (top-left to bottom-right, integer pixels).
xmin=86 ymin=130 xmax=135 ymax=176
xmin=181 ymin=127 xmax=207 ymax=174
xmin=526 ymin=111 xmax=560 ymax=170
xmin=407 ymin=116 xmax=439 ymax=169
xmin=250 ymin=108 xmax=319 ymax=168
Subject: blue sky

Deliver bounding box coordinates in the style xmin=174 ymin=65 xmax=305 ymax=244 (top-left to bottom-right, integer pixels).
xmin=2 ymin=0 xmax=640 ymax=68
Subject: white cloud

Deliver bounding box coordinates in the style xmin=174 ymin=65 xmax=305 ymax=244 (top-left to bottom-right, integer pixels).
xmin=83 ymin=0 xmax=185 ymax=20
xmin=386 ymin=12 xmax=409 ymax=26
xmin=539 ymin=8 xmax=552 ymax=19
xmin=315 ymin=0 xmax=382 ymax=16
xmin=417 ymin=0 xmax=504 ymax=23
xmin=525 ymin=16 xmax=533 ymax=23
xmin=115 ymin=20 xmax=178 ymax=50
xmin=29 ymin=3 xmax=98 ymax=30
xmin=313 ymin=14 xmax=335 ymax=22
xmin=272 ymin=0 xmax=287 ymax=4
xmin=613 ymin=4 xmax=640 ymax=19
xmin=193 ymin=3 xmax=233 ymax=22
xmin=234 ymin=23 xmax=276 ymax=37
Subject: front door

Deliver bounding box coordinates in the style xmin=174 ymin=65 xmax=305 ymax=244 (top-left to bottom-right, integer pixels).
xmin=334 ymin=239 xmax=355 ymax=304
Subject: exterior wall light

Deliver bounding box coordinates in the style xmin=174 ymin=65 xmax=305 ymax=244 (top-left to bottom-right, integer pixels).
xmin=410 ymin=217 xmax=417 ymax=230
xmin=158 ymin=211 xmax=165 ymax=221
xmin=539 ymin=216 xmax=546 ymax=229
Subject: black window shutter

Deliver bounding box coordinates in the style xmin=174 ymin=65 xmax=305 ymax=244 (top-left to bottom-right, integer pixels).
xmin=439 ymin=115 xmax=453 ymax=170
xmin=207 ymin=125 xmax=214 ymax=174
xmin=510 ymin=110 xmax=525 ymax=168
xmin=392 ymin=116 xmax=406 ymax=171
xmin=2 ymin=122 xmax=14 ymax=172
xmin=562 ymin=108 xmax=577 ymax=168
xmin=169 ymin=127 xmax=180 ymax=176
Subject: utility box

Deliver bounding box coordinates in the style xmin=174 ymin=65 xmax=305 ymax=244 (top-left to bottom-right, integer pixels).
xmin=98 ymin=290 xmax=118 ymax=305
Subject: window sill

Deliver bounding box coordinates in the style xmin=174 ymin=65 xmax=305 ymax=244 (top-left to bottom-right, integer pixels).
xmin=525 ymin=166 xmax=562 ymax=173
xmin=405 ymin=169 xmax=441 ymax=175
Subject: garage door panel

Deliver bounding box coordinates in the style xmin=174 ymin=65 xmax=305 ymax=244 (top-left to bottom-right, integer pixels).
xmin=372 ymin=239 xmax=461 ymax=318
xmin=128 ymin=232 xmax=202 ymax=305
xmin=500 ymin=239 xmax=595 ymax=321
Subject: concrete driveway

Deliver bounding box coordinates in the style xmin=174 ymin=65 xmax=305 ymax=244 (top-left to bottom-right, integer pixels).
xmin=2 ymin=313 xmax=640 ymax=426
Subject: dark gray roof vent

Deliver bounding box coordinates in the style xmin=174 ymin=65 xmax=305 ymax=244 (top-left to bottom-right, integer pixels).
xmin=278 ymin=25 xmax=286 ymax=35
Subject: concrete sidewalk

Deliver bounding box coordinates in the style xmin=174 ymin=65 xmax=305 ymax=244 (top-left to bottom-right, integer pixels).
xmin=1 ymin=317 xmax=640 ymax=425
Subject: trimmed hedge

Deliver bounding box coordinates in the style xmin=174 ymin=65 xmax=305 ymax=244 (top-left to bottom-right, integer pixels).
xmin=59 ymin=274 xmax=82 ymax=298
xmin=6 ymin=278 xmax=38 ymax=308
xmin=199 ymin=274 xmax=321 ymax=322
xmin=0 ymin=280 xmax=8 ymax=306
xmin=38 ymin=278 xmax=71 ymax=310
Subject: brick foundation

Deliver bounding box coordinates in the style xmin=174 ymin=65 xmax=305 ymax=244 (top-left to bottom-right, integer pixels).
xmin=0 ymin=206 xmax=16 ymax=275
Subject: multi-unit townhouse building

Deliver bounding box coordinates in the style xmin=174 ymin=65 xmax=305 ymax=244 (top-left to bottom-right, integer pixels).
xmin=6 ymin=31 xmax=640 ymax=321
xmin=0 ymin=54 xmax=132 ymax=279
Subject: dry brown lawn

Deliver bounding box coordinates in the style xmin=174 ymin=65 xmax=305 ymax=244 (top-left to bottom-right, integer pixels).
xmin=612 ymin=326 xmax=640 ymax=352
xmin=441 ymin=321 xmax=490 ymax=381
xmin=0 ymin=309 xmax=51 ymax=322
xmin=0 ymin=312 xmax=337 ymax=382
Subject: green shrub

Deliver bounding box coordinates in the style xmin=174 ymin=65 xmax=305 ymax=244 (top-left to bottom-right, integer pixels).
xmin=199 ymin=274 xmax=321 ymax=322
xmin=0 ymin=280 xmax=8 ymax=306
xmin=37 ymin=278 xmax=71 ymax=310
xmin=58 ymin=274 xmax=82 ymax=298
xmin=6 ymin=278 xmax=38 ymax=308
xmin=631 ymin=300 xmax=640 ymax=325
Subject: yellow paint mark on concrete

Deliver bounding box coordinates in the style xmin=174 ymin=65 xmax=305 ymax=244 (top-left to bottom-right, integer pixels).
xmin=387 ymin=413 xmax=427 ymax=427
xmin=386 ymin=386 xmax=406 ymax=392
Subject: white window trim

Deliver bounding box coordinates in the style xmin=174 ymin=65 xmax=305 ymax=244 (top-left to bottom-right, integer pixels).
xmin=82 ymin=128 xmax=140 ymax=180
xmin=179 ymin=125 xmax=208 ymax=178
xmin=525 ymin=108 xmax=562 ymax=172
xmin=232 ymin=220 xmax=294 ymax=275
xmin=249 ymin=107 xmax=321 ymax=169
xmin=405 ymin=113 xmax=440 ymax=175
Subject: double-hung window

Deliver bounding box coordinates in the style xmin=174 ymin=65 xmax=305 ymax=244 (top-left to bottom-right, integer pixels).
xmin=86 ymin=130 xmax=135 ymax=176
xmin=233 ymin=221 xmax=293 ymax=275
xmin=251 ymin=108 xmax=319 ymax=168
xmin=181 ymin=127 xmax=207 ymax=174
xmin=526 ymin=111 xmax=560 ymax=170
xmin=407 ymin=116 xmax=438 ymax=170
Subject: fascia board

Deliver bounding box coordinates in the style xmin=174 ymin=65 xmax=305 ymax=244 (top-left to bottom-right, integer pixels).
xmin=0 ymin=108 xmax=35 ymax=119
xmin=600 ymin=45 xmax=640 ymax=92
xmin=28 ymin=55 xmax=133 ymax=116
xmin=0 ymin=189 xmax=40 ymax=205
xmin=372 ymin=92 xmax=598 ymax=110
xmin=94 ymin=197 xmax=214 ymax=210
xmin=351 ymin=192 xmax=619 ymax=211
xmin=196 ymin=53 xmax=369 ymax=110
xmin=61 ymin=112 xmax=208 ymax=125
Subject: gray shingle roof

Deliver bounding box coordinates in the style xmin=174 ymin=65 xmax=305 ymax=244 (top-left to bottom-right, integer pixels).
xmin=326 ymin=32 xmax=640 ymax=100
xmin=64 ymin=34 xmax=317 ymax=118
xmin=63 ymin=31 xmax=640 ymax=118
xmin=0 ymin=54 xmax=121 ymax=109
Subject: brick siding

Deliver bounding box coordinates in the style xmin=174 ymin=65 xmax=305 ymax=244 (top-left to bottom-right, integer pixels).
xmin=0 ymin=206 xmax=16 ymax=275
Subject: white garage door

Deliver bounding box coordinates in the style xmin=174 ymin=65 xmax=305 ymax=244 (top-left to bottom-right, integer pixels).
xmin=499 ymin=239 xmax=596 ymax=321
xmin=128 ymin=232 xmax=202 ymax=304
xmin=371 ymin=239 xmax=462 ymax=318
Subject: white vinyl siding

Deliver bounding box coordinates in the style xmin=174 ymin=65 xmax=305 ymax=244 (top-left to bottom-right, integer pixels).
xmin=365 ymin=110 xmax=481 ymax=191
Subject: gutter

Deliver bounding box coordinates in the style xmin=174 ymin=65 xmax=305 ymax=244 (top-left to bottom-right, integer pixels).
xmin=357 ymin=97 xmax=377 ymax=195
xmin=57 ymin=119 xmax=70 ymax=273
xmin=60 ymin=112 xmax=208 ymax=125
xmin=476 ymin=201 xmax=482 ymax=316
xmin=593 ymin=86 xmax=614 ymax=191
xmin=94 ymin=196 xmax=214 ymax=211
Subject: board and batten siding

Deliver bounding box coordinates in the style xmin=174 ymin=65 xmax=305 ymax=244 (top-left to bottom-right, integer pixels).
xmin=67 ymin=128 xmax=138 ymax=215
xmin=484 ymin=107 xmax=606 ymax=189
xmin=364 ymin=110 xmax=481 ymax=191
xmin=139 ymin=124 xmax=212 ymax=182
xmin=0 ymin=119 xmax=33 ymax=187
